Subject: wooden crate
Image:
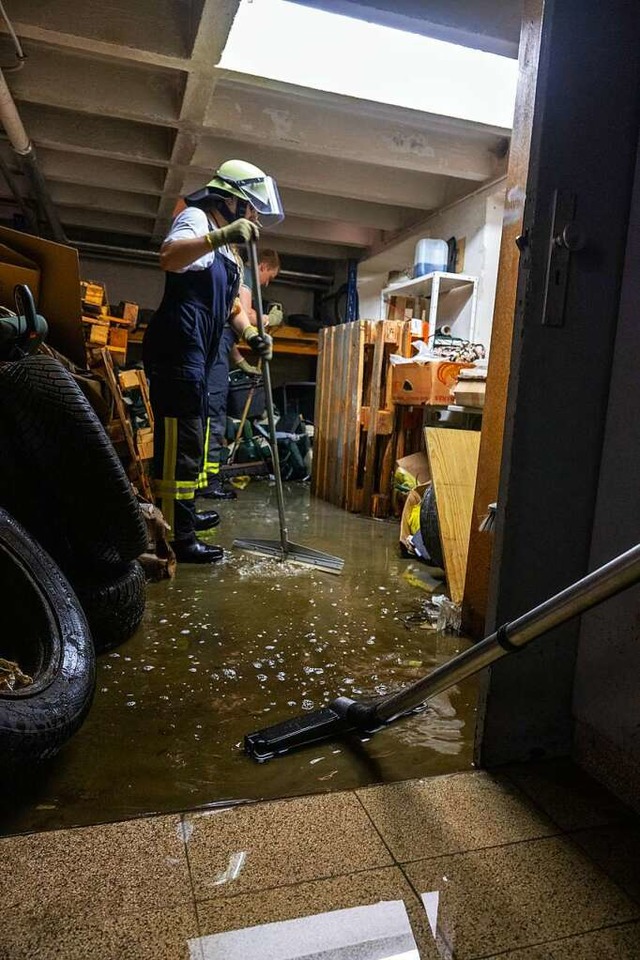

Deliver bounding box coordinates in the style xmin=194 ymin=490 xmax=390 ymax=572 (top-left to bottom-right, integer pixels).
xmin=80 ymin=280 xmax=106 ymax=307
xmin=87 ymin=321 xmax=109 ymax=345
xmin=312 ymin=319 xmax=415 ymax=518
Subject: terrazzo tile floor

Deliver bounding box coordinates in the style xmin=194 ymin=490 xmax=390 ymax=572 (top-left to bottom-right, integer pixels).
xmin=2 ymin=761 xmax=639 ymax=959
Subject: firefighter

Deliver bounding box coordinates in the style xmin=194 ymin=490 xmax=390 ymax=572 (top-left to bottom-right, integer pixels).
xmin=143 ymin=160 xmax=284 ymax=563
xmin=202 ymin=249 xmax=282 ymax=501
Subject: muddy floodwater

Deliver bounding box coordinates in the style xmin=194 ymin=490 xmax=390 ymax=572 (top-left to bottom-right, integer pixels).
xmin=1 ymin=483 xmax=478 ymax=834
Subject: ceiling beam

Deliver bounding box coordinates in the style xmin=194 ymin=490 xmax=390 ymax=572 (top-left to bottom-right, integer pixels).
xmin=6 ymin=102 xmax=174 ymax=167
xmin=152 ymin=0 xmax=242 ymax=239
xmin=189 ymin=138 xmax=471 ymax=208
xmin=206 ymin=82 xmax=506 ymax=181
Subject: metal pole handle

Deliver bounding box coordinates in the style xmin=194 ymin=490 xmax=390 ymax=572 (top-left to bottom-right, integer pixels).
xmin=375 ymin=541 xmax=640 ymax=724
xmin=247 ymin=239 xmax=289 ymax=555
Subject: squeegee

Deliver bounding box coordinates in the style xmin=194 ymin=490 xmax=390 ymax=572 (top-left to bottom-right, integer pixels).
xmin=233 ymin=239 xmax=344 ymax=575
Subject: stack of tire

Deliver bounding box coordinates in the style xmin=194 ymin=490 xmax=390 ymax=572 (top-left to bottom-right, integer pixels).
xmin=0 ymin=354 xmax=148 ymax=763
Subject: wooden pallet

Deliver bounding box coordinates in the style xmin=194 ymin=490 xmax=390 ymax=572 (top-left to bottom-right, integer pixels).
xmin=100 ymin=348 xmax=154 ymax=501
xmin=312 ymin=319 xmax=416 ymax=518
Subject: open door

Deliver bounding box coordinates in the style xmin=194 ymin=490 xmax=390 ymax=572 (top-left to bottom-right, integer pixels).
xmin=468 ymin=0 xmax=640 ymax=764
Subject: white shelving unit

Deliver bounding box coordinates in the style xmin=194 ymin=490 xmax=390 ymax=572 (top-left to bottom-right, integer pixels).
xmin=381 ymin=271 xmax=479 ymax=343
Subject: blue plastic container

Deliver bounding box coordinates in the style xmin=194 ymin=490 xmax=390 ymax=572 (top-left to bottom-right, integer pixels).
xmin=413 ymin=238 xmax=448 ymax=278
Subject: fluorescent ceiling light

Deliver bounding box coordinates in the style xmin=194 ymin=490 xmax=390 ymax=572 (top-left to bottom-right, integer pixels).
xmin=220 ymin=0 xmax=518 ymax=128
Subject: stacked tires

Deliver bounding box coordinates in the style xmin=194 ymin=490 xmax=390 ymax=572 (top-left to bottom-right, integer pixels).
xmin=0 ymin=355 xmax=149 ymax=761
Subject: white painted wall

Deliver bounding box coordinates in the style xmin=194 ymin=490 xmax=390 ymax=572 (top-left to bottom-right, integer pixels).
xmin=357 ymin=180 xmax=505 ymax=352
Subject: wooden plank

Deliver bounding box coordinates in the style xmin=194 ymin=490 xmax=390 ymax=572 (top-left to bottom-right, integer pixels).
xmin=463 ymin=0 xmax=544 ymax=636
xmin=311 ymin=329 xmax=325 ymax=495
xmin=345 ymin=320 xmax=364 ymax=511
xmin=425 ymin=427 xmax=481 ymax=605
xmin=100 ymin=347 xmax=154 ymax=502
xmin=359 ymin=407 xmax=393 ymax=434
xmin=362 ymin=322 xmax=385 ymax=514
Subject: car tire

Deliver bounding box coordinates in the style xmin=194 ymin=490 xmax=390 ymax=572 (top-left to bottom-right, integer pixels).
xmin=0 ymin=509 xmax=96 ymax=764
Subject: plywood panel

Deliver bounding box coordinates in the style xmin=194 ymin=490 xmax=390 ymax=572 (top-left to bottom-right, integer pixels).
xmin=425 ymin=427 xmax=481 ymax=605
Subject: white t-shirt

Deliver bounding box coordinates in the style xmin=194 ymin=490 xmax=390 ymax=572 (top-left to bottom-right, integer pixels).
xmin=164 ymin=207 xmax=236 ymax=273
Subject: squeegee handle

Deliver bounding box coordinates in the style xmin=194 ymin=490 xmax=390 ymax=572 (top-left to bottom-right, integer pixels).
xmin=374 ymin=541 xmax=640 ymax=724
xmin=247 ymin=238 xmax=288 ymax=555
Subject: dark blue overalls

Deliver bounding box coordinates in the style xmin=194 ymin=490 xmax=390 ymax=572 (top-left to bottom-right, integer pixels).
xmin=204 ymin=323 xmax=236 ymax=479
xmin=143 ymin=252 xmax=239 ymax=542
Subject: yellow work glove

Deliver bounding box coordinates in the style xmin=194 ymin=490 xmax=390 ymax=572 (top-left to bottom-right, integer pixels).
xmin=266 ymin=304 xmax=284 ymax=329
xmin=242 ymin=324 xmax=273 ymax=361
xmin=206 ymin=219 xmax=259 ymax=250
xmin=236 ymin=357 xmax=261 ymax=376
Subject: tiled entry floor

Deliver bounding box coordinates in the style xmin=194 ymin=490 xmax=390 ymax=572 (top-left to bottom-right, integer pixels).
xmin=2 ymin=761 xmax=640 ymax=959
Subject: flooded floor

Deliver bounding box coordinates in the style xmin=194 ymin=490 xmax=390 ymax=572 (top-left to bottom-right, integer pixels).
xmin=1 ymin=483 xmax=478 ymax=835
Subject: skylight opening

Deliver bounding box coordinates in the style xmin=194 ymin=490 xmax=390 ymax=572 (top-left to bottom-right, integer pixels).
xmin=219 ymin=0 xmax=518 ymax=129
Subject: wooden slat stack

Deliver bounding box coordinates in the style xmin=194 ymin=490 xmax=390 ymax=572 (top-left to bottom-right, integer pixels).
xmin=80 ymin=281 xmax=138 ymax=364
xmin=312 ymin=319 xmax=416 ymax=518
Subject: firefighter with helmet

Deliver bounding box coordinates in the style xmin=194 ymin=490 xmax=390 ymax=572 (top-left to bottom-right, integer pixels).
xmin=143 ymin=159 xmax=285 ymax=564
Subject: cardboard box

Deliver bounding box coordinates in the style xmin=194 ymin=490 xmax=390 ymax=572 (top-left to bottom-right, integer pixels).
xmin=0 ymin=226 xmax=85 ymax=367
xmin=391 ymin=360 xmax=474 ymax=406
xmin=0 ymin=244 xmax=41 ymax=310
xmin=394 ymin=451 xmax=431 ymax=491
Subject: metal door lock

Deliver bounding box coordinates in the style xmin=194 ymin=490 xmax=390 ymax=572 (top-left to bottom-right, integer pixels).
xmin=542 ymin=190 xmax=583 ymax=327
xmin=554 ymin=222 xmax=586 ymax=252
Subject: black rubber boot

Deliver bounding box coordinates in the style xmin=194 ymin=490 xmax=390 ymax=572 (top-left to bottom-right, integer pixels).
xmin=172 ymin=537 xmax=223 ymax=564
xmin=200 ymin=475 xmax=237 ymax=501
xmin=194 ymin=510 xmax=220 ymax=531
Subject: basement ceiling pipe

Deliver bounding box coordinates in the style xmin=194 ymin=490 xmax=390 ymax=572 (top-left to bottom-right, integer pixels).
xmin=0 ymin=67 xmax=66 ymax=242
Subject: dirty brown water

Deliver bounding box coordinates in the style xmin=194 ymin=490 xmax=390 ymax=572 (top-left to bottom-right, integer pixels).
xmin=1 ymin=483 xmax=478 ymax=835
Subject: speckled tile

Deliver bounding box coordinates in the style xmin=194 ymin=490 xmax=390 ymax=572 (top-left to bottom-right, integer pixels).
xmin=0 ymin=903 xmax=198 ymax=960
xmin=502 ymin=759 xmax=636 ymax=831
xmin=196 ymin=866 xmax=439 ymax=959
xmin=356 ymin=771 xmax=556 ymax=862
xmin=483 ymin=921 xmax=640 ymax=958
xmin=0 ymin=814 xmax=192 ymax=916
xmin=184 ymin=792 xmax=393 ymax=901
xmin=570 ymin=823 xmax=640 ymax=903
xmin=403 ymin=835 xmax=640 ymax=958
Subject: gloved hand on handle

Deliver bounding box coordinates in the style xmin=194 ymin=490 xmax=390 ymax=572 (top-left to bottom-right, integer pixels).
xmin=206 ymin=219 xmax=259 ymax=250
xmin=242 ymin=324 xmax=273 ymax=361
xmin=266 ymin=304 xmax=284 ymax=329
xmin=236 ymin=357 xmax=261 ymax=376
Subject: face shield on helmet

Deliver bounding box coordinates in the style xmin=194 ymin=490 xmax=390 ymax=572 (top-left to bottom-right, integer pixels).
xmin=185 ymin=160 xmax=285 ymax=228
xmin=217 ymin=172 xmax=284 ymax=227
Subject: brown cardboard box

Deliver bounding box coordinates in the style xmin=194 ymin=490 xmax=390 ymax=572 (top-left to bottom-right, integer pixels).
xmin=0 ymin=244 xmax=41 ymax=308
xmin=395 ymin=452 xmax=431 ymax=488
xmin=0 ymin=226 xmax=85 ymax=366
xmin=391 ymin=360 xmax=474 ymax=406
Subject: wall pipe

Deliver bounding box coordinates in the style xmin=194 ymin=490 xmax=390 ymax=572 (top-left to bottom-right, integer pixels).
xmin=0 ymin=67 xmax=66 ymax=242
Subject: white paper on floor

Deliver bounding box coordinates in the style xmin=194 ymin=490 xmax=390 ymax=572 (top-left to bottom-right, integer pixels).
xmin=188 ymin=898 xmax=420 ymax=960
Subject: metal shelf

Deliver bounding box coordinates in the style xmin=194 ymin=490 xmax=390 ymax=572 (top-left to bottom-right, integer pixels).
xmin=382 ymin=271 xmax=477 ymax=301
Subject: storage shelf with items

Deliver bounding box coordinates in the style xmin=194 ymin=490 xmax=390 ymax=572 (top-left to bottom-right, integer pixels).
xmin=382 ymin=271 xmax=479 ymax=346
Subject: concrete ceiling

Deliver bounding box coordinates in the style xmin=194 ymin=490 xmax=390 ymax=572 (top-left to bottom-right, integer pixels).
xmin=0 ymin=0 xmax=514 ymax=261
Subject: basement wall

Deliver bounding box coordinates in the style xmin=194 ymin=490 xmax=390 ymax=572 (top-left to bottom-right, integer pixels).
xmin=80 ymin=257 xmax=164 ymax=312
xmin=572 ymin=132 xmax=640 ymax=812
xmin=357 ymin=182 xmax=505 ymax=354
